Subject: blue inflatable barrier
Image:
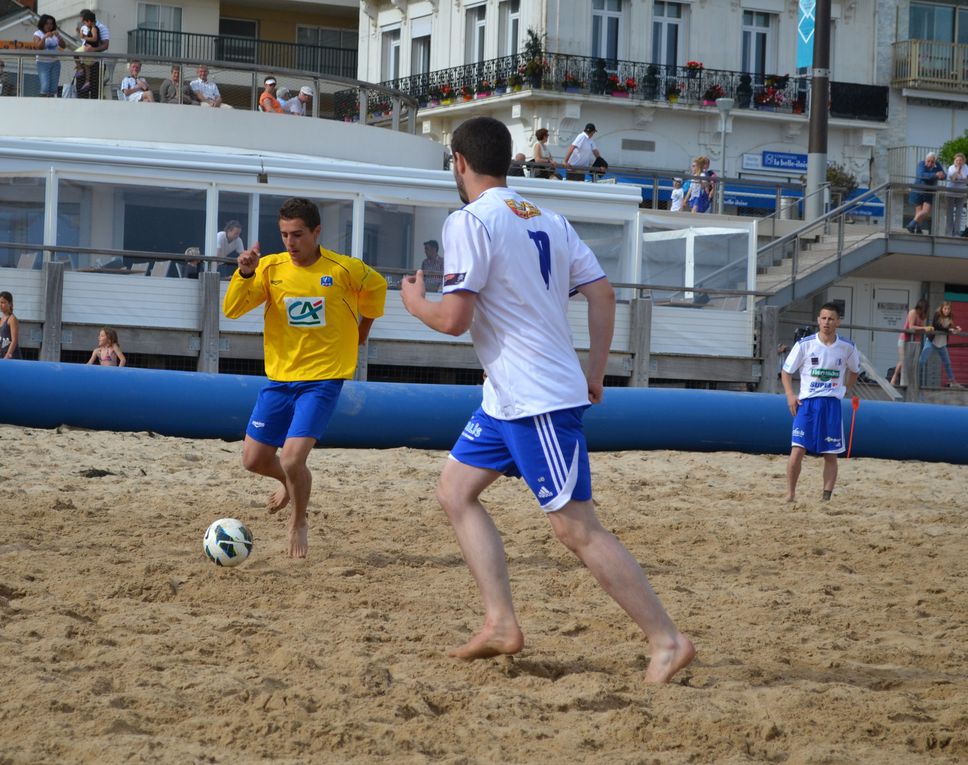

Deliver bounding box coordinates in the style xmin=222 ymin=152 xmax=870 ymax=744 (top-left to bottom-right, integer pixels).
xmin=0 ymin=360 xmax=966 ymax=463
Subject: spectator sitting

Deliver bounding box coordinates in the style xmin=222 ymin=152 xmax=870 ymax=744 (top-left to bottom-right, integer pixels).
xmin=508 ymin=152 xmax=528 ymax=177
xmin=160 ymin=65 xmax=194 ymax=105
xmin=0 ymin=60 xmax=17 ymax=97
xmin=420 ymin=239 xmax=444 ymax=292
xmin=86 ymin=327 xmax=126 ymax=367
xmin=190 ymin=64 xmax=233 ymax=108
xmin=216 ymin=220 xmax=244 ymax=279
xmin=283 ymin=85 xmax=313 ymax=116
xmin=259 ymin=76 xmax=284 ymax=113
xmin=120 ymin=60 xmax=154 ymax=102
xmin=182 ymin=246 xmax=202 ymax=278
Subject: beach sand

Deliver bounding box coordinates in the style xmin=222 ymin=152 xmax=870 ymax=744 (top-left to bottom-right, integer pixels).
xmin=0 ymin=423 xmax=965 ymax=764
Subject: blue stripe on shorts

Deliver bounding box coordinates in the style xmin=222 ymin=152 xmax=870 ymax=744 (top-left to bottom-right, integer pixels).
xmin=449 ymin=406 xmax=592 ymax=512
xmin=791 ymin=396 xmax=845 ymax=454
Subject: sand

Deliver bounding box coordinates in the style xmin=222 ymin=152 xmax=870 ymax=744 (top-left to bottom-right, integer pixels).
xmin=0 ymin=423 xmax=965 ymax=764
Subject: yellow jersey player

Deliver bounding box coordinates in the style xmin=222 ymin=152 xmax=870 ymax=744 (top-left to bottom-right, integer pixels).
xmin=223 ymin=197 xmax=387 ymax=557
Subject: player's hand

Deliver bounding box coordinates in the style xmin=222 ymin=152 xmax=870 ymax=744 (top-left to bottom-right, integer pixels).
xmin=237 ymin=242 xmax=260 ymax=276
xmin=587 ymin=380 xmax=604 ymax=405
xmin=786 ymin=392 xmax=800 ymax=417
xmin=400 ymin=270 xmax=426 ymax=314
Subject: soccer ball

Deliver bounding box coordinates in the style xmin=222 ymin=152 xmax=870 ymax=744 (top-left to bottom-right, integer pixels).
xmin=203 ymin=518 xmax=253 ymax=567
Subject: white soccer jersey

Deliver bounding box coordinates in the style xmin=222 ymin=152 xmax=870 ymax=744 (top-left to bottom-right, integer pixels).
xmin=782 ymin=333 xmax=861 ymax=400
xmin=442 ymin=187 xmax=606 ymax=420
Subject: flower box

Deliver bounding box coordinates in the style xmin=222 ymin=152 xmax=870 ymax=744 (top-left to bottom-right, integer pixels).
xmin=611 ymin=90 xmax=630 ymax=98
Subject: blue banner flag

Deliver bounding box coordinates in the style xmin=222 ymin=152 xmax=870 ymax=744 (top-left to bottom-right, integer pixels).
xmin=797 ymin=0 xmax=816 ymax=69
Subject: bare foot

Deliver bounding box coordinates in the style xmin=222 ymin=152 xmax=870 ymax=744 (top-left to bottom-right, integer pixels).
xmin=785 ymin=493 xmax=796 ymax=503
xmin=448 ymin=622 xmax=524 ymax=659
xmin=287 ymin=517 xmax=308 ymax=558
xmin=267 ymin=484 xmax=289 ymax=514
xmin=644 ymin=634 xmax=695 ymax=684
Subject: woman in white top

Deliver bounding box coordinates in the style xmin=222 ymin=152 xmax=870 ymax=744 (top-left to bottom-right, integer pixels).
xmin=946 ymin=152 xmax=968 ymax=237
xmin=531 ymin=128 xmax=557 ymax=179
xmin=32 ymin=14 xmax=66 ymax=97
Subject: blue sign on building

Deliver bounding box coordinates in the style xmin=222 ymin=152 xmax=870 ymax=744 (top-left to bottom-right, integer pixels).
xmin=762 ymin=151 xmax=808 ymax=172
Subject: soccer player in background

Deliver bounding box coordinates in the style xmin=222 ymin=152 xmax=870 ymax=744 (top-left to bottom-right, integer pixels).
xmin=400 ymin=117 xmax=694 ymax=683
xmin=781 ymin=302 xmax=860 ymax=502
xmin=223 ymin=198 xmax=387 ymax=557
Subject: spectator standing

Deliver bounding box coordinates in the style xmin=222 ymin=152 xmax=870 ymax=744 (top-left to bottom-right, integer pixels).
xmin=781 ymin=303 xmax=860 ymax=502
xmin=190 ymin=65 xmax=232 ymax=108
xmin=216 ymin=220 xmax=245 ymax=279
xmin=0 ymin=60 xmax=17 ymax=97
xmin=945 ymin=152 xmax=968 ymax=236
xmin=906 ymin=151 xmax=945 ymax=234
xmin=259 ymin=76 xmax=284 ymax=113
xmin=86 ymin=327 xmax=126 ymax=367
xmin=420 ymin=239 xmax=444 ymax=292
xmin=77 ymin=9 xmax=109 ymax=100
xmin=283 ymin=85 xmax=314 ymax=116
xmin=120 ymin=60 xmax=154 ymax=102
xmin=918 ymin=301 xmax=964 ymax=388
xmin=889 ymin=298 xmax=931 ymax=387
xmin=670 ymin=178 xmax=685 ymax=211
xmin=563 ymin=123 xmax=602 ymax=181
xmin=531 ymin=128 xmax=557 ymax=179
xmin=0 ymin=291 xmax=21 ymax=360
xmin=32 ymin=14 xmax=66 ymax=97
xmin=159 ymin=66 xmax=194 ymax=105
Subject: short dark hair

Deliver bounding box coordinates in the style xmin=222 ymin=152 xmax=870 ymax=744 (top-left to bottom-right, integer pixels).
xmin=535 ymin=127 xmax=549 ymax=141
xmin=819 ymin=302 xmax=841 ymax=317
xmin=424 ymin=240 xmax=439 ymax=250
xmin=37 ymin=14 xmax=57 ymax=30
xmin=278 ymin=198 xmax=320 ymax=230
xmin=223 ymin=219 xmax=242 ymax=232
xmin=451 ymin=117 xmax=513 ymax=178
xmin=80 ymin=9 xmax=96 ymax=22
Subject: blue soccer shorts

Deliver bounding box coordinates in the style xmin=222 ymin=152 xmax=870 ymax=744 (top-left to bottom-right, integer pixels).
xmin=791 ymin=396 xmax=845 ymax=455
xmin=449 ymin=405 xmax=592 ymax=512
xmin=246 ymin=379 xmax=344 ymax=448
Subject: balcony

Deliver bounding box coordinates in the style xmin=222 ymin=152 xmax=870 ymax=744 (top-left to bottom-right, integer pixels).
xmin=892 ymin=39 xmax=968 ymax=93
xmin=378 ymin=52 xmax=888 ymax=122
xmin=127 ymin=28 xmax=357 ymax=79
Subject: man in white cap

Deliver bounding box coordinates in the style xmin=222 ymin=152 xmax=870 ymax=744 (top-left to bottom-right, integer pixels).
xmin=563 ymin=123 xmax=603 ymax=181
xmin=283 ymin=85 xmax=314 ymax=116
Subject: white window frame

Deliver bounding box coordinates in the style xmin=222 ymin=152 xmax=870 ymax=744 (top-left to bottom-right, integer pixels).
xmin=499 ymin=0 xmax=521 ymax=57
xmin=466 ymin=4 xmax=487 ymax=64
xmin=742 ymin=10 xmax=777 ymax=78
xmin=652 ymin=1 xmax=684 ymax=68
xmin=382 ymin=28 xmax=401 ymax=81
xmin=138 ymin=2 xmax=182 ymax=32
xmin=592 ymin=0 xmax=624 ymax=65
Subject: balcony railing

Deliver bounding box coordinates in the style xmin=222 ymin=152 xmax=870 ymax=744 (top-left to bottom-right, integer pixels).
xmin=892 ymin=39 xmax=968 ymax=92
xmin=377 ymin=52 xmax=887 ymax=122
xmin=127 ymin=28 xmax=357 ymax=79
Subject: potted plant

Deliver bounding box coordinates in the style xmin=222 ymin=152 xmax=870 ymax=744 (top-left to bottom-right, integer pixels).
xmin=702 ymin=83 xmax=725 ymax=105
xmin=493 ymin=75 xmax=507 ymax=94
xmin=426 ymin=83 xmax=442 ymax=107
xmin=754 ymin=85 xmax=785 ymax=110
xmin=475 ymin=79 xmax=492 ymax=98
xmin=523 ymin=28 xmax=546 ymax=88
xmin=561 ymin=71 xmax=581 ymax=92
xmin=439 ymin=83 xmax=454 ymax=105
xmin=643 ymin=64 xmax=660 ymax=99
xmin=736 ymin=73 xmax=753 ymax=108
xmin=508 ymin=71 xmax=523 ymax=90
xmin=686 ymin=60 xmax=703 ymax=79
xmin=460 ymin=84 xmax=474 ymax=101
xmin=666 ymin=81 xmax=681 ymax=103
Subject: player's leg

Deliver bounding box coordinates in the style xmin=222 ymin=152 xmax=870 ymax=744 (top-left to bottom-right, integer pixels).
xmin=437 ymin=457 xmax=522 ymax=658
xmin=278 ymin=435 xmax=316 ymax=558
xmin=241 ymin=382 xmax=293 ymax=512
xmin=547 ymin=499 xmax=694 ymax=683
xmin=822 ymin=454 xmax=838 ymax=497
xmin=786 ymin=446 xmax=806 ymax=501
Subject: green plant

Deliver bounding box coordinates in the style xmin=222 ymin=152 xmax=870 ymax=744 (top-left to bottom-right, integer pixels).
xmin=826 ymin=161 xmax=858 ymax=196
xmin=524 ymin=28 xmax=544 ymax=62
xmin=939 ymin=131 xmax=968 ymax=165
xmin=666 ymin=82 xmax=681 ymax=98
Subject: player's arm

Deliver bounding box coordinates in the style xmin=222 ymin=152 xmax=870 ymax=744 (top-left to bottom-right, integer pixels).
xmin=401 ymin=271 xmax=476 ymax=336
xmin=222 ymin=244 xmax=266 ymax=318
xmin=781 ymin=370 xmax=799 ymax=415
xmin=576 ymin=277 xmax=615 ymax=404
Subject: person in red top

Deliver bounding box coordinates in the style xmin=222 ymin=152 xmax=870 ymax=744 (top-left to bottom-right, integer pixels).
xmin=889 ymin=298 xmax=930 ymax=386
xmin=258 ymin=76 xmax=284 ymax=113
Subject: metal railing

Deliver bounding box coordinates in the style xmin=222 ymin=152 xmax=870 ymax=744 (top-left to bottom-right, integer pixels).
xmin=892 ymin=38 xmax=968 ymax=92
xmin=380 ymin=51 xmax=888 ymax=121
xmin=0 ymin=49 xmax=417 ymax=131
xmin=127 ymin=28 xmax=357 ymax=78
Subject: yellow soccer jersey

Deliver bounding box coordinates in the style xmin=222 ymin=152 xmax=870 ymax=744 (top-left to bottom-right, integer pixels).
xmin=223 ymin=248 xmax=387 ymax=382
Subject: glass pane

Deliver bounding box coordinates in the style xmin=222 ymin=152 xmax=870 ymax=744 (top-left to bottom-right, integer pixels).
xmin=665 ymin=24 xmax=678 ymax=67
xmin=362 ymin=203 xmax=452 ymax=289
xmin=215 ymin=192 xmax=250 ymax=279
xmin=0 ymin=178 xmax=44 ymax=269
xmin=571 ymin=221 xmax=623 ymax=280
xmin=959 ymin=9 xmax=968 ymax=44
xmin=606 ymin=17 xmax=619 ymax=61
xmin=592 ymin=16 xmax=603 ymax=59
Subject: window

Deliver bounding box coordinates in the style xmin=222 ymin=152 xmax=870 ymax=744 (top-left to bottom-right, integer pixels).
xmin=499 ymin=0 xmax=520 ymax=57
xmin=652 ymin=1 xmax=682 ymax=68
xmin=412 ymin=36 xmax=431 ymax=75
xmin=137 ymin=3 xmax=183 ymax=57
xmin=218 ymin=18 xmax=258 ymax=65
xmin=296 ymin=26 xmax=358 ymax=77
xmin=466 ymin=5 xmax=487 ymax=64
xmin=910 ymin=2 xmax=956 ymax=41
xmin=382 ymin=29 xmax=401 ymax=81
xmin=742 ymin=10 xmax=775 ymax=78
xmin=592 ymin=0 xmax=622 ymax=67
xmin=0 ymin=178 xmax=44 ymax=270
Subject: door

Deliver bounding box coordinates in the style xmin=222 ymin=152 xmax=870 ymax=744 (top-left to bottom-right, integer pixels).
xmin=873 ymin=287 xmax=911 ymax=379
xmin=827 ymin=285 xmax=853 ymax=338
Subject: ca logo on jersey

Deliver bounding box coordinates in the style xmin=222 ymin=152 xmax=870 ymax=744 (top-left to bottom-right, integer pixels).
xmin=285 ymin=296 xmax=326 ymax=327
xmin=504 ymin=198 xmax=542 ymax=219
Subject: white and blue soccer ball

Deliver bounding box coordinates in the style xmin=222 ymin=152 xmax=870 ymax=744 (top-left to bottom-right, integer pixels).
xmin=203 ymin=518 xmax=253 ymax=567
